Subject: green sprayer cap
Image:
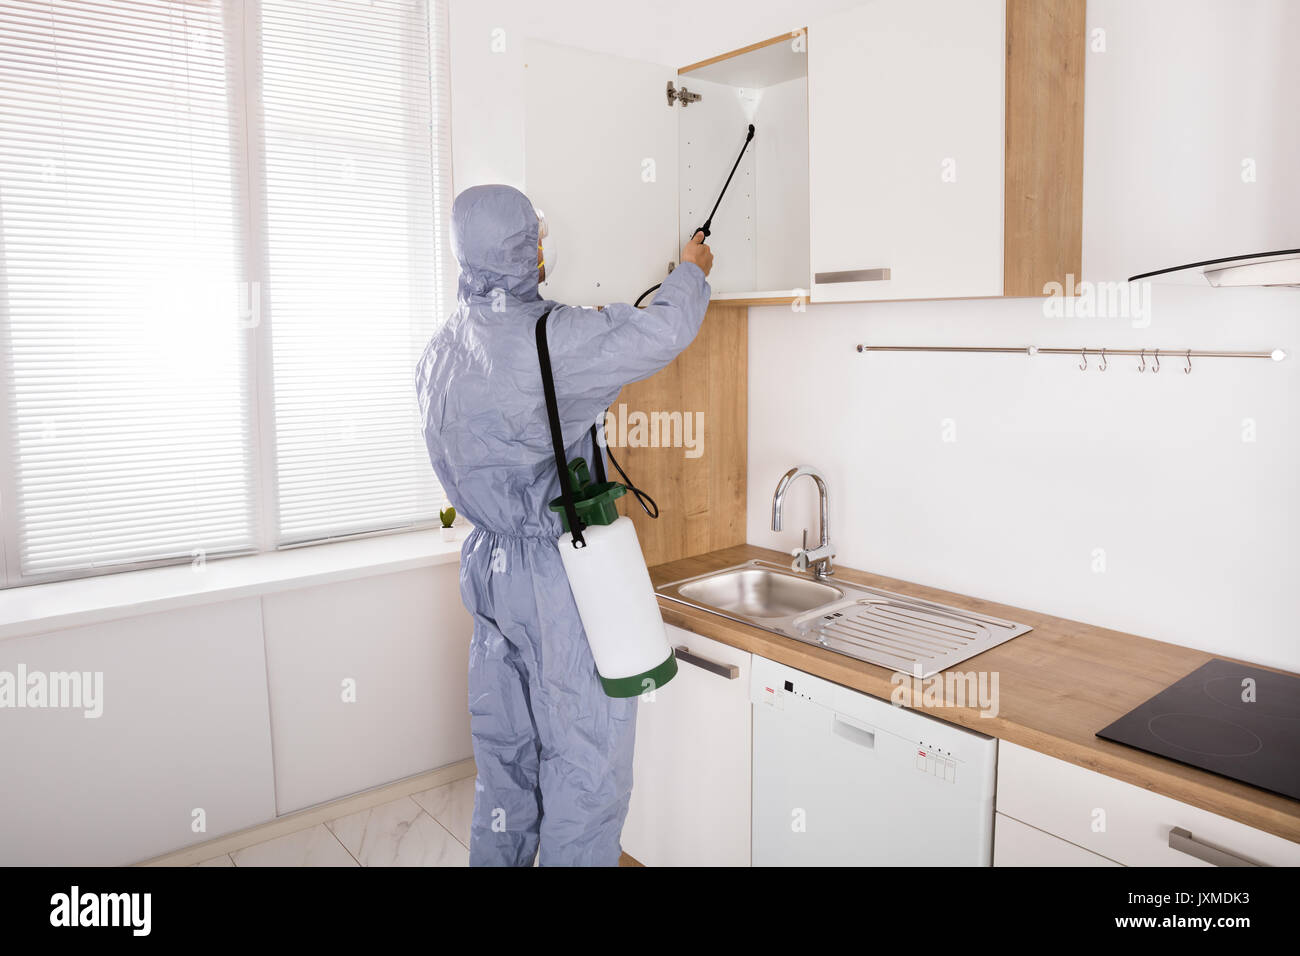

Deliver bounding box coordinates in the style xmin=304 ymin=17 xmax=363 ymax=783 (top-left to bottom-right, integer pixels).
xmin=547 ymin=457 xmax=626 ymax=532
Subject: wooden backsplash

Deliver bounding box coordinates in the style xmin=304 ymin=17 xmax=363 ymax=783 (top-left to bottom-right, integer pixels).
xmin=610 ymin=301 xmax=747 ymax=567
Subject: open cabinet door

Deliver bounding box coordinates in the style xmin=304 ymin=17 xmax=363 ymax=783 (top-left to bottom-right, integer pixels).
xmin=524 ymin=40 xmax=678 ymax=307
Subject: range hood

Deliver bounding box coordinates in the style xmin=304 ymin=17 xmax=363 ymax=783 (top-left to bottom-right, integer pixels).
xmin=1130 ymin=248 xmax=1300 ymax=288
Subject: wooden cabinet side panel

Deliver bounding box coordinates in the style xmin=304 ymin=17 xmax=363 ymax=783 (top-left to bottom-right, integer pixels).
xmin=612 ymin=302 xmax=747 ymax=567
xmin=1004 ymin=0 xmax=1086 ymax=297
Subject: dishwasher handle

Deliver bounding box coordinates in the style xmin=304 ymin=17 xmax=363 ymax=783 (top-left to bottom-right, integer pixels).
xmin=832 ymin=713 xmax=876 ymax=749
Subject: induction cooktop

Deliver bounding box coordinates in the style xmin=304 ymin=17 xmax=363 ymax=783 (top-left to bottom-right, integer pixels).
xmin=1097 ymin=658 xmax=1300 ymax=801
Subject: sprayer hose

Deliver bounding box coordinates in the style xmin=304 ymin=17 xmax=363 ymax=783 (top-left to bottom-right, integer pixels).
xmin=633 ymin=282 xmax=662 ymax=308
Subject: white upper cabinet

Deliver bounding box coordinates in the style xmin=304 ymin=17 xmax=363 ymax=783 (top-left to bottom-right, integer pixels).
xmin=522 ymin=1 xmax=1080 ymax=309
xmin=524 ymin=40 xmax=679 ymax=307
xmin=807 ymin=0 xmax=1006 ymax=302
xmin=676 ymin=35 xmax=810 ymax=299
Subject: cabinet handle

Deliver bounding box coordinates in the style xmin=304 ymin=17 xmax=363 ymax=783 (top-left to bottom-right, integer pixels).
xmin=674 ymin=645 xmax=739 ymax=680
xmin=815 ymin=268 xmax=891 ymax=283
xmin=1167 ymin=827 xmax=1259 ymax=867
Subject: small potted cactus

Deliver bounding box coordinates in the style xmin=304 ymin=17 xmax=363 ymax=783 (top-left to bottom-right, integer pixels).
xmin=439 ymin=506 xmax=457 ymax=541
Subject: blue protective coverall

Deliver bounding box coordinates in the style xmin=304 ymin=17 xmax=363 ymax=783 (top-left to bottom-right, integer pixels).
xmin=415 ymin=185 xmax=711 ymax=866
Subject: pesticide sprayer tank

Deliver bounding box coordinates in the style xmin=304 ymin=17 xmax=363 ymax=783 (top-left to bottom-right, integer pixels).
xmin=557 ymin=516 xmax=677 ymax=698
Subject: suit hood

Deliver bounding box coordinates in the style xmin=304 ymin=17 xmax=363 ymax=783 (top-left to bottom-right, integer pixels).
xmin=451 ymin=184 xmax=541 ymax=303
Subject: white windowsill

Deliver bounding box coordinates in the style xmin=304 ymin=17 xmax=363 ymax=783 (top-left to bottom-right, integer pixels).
xmin=0 ymin=528 xmax=467 ymax=642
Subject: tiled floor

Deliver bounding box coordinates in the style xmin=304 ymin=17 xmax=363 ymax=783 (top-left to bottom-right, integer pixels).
xmin=197 ymin=776 xmax=474 ymax=867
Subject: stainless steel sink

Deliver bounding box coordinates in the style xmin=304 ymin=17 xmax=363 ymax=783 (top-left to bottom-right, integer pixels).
xmin=677 ymin=566 xmax=843 ymax=619
xmin=658 ymin=560 xmax=1032 ymax=678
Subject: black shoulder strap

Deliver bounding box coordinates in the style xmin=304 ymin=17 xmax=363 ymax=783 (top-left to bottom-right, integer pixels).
xmin=589 ymin=423 xmax=607 ymax=485
xmin=535 ymin=310 xmax=586 ymax=548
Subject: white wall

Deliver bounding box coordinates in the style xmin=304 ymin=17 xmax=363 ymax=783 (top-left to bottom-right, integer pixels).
xmin=1082 ymin=0 xmax=1300 ymax=280
xmin=748 ymin=288 xmax=1298 ymax=671
xmin=747 ymin=0 xmax=1300 ymax=671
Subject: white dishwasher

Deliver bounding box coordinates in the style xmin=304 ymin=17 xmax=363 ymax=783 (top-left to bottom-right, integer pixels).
xmin=751 ymin=655 xmax=997 ymax=866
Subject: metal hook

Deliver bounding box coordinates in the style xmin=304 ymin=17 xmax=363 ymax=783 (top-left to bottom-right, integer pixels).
xmin=1184 ymin=349 xmax=1192 ymax=375
xmin=1098 ymin=348 xmax=1108 ymax=372
xmin=1078 ymin=347 xmax=1088 ymax=371
xmin=1152 ymin=349 xmax=1161 ymax=374
xmin=1137 ymin=349 xmax=1146 ymax=373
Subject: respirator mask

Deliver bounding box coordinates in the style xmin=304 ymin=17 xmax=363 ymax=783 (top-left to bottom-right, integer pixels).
xmin=536 ymin=208 xmax=556 ymax=284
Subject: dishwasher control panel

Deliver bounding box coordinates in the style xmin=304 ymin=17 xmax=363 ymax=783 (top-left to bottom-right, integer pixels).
xmin=754 ymin=670 xmax=831 ymax=710
xmin=916 ymin=741 xmax=958 ymax=783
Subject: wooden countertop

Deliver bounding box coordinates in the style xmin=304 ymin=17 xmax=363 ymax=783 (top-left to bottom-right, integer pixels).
xmin=650 ymin=544 xmax=1300 ymax=845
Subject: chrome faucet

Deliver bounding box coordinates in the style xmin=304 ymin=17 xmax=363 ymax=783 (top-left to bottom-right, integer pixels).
xmin=771 ymin=465 xmax=835 ymax=580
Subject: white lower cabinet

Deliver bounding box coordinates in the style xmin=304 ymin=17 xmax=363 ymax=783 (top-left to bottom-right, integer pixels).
xmin=0 ymin=600 xmax=276 ymax=866
xmin=261 ymin=565 xmax=473 ymax=814
xmin=0 ymin=562 xmax=473 ymax=865
xmin=621 ymin=624 xmax=752 ymax=867
xmin=994 ymin=812 xmax=1119 ymax=867
xmin=996 ymin=741 xmax=1300 ymax=867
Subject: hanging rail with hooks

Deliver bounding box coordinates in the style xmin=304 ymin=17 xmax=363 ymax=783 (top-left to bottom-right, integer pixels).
xmin=854 ymin=344 xmax=1287 ymax=374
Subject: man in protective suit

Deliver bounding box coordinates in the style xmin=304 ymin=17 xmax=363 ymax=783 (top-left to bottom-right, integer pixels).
xmin=416 ymin=184 xmax=713 ymax=866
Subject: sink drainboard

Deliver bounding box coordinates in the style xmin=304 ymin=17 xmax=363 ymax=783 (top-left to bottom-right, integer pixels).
xmin=657 ymin=560 xmax=1032 ymax=677
xmin=799 ymin=597 xmax=1030 ymax=677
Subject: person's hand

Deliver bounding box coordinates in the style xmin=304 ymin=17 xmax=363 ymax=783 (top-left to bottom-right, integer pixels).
xmin=681 ymin=230 xmax=713 ymax=277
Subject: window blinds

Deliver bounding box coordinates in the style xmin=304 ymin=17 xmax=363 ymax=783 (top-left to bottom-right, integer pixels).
xmin=260 ymin=0 xmax=452 ymax=544
xmin=0 ymin=0 xmax=455 ymax=582
xmin=0 ymin=0 xmax=255 ymax=576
